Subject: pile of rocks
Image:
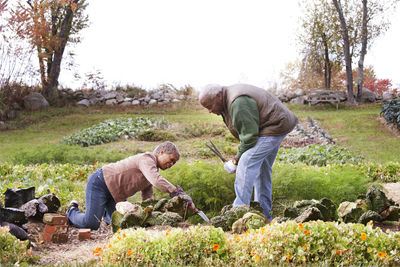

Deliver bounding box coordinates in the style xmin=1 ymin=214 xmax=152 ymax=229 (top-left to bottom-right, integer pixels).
xmin=277 ymin=185 xmax=399 ymax=226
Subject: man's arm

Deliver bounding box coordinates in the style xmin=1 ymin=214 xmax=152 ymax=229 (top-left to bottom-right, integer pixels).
xmin=231 ymin=96 xmax=260 ymax=159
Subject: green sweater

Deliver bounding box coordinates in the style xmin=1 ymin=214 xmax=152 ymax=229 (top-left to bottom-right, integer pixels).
xmin=230 ymin=96 xmax=259 ymax=158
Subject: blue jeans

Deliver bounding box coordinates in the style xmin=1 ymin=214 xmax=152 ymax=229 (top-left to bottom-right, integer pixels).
xmin=233 ymin=135 xmax=286 ymax=220
xmin=67 ymin=168 xmax=116 ymax=230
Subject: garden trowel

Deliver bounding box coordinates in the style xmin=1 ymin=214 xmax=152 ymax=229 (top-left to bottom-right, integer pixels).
xmin=189 ymin=204 xmax=210 ymax=223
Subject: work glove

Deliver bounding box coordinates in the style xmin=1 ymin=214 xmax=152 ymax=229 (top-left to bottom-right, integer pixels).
xmin=170 ymin=185 xmax=185 ymax=198
xmin=224 ymin=160 xmax=237 ymax=174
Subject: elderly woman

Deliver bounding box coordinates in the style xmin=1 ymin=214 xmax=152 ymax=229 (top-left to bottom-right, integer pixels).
xmin=66 ymin=141 xmax=186 ymax=230
xmin=199 ymin=83 xmax=298 ymax=221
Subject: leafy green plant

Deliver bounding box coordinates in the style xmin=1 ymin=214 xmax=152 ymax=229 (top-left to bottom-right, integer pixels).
xmin=136 ymin=129 xmax=177 ymax=142
xmin=11 ymin=143 xmax=125 ymax=165
xmin=180 ymin=122 xmax=227 ymax=138
xmin=0 ymin=227 xmax=36 ymax=264
xmin=61 ymin=117 xmax=168 ymax=146
xmin=277 ymin=144 xmax=364 ymax=166
xmin=100 ymin=226 xmax=227 ymax=266
xmin=98 ymin=221 xmax=400 ymax=266
xmin=358 ymin=161 xmax=400 ymax=183
xmin=380 ymin=98 xmax=400 ymax=130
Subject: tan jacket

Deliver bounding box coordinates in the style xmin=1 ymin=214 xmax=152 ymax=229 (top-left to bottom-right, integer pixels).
xmin=221 ymin=83 xmax=298 ymax=138
xmin=102 ymin=152 xmax=176 ymax=203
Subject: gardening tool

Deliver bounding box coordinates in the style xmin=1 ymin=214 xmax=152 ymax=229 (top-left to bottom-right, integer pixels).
xmin=205 ymin=139 xmax=227 ymax=162
xmin=189 ymin=204 xmax=210 ymax=223
xmin=205 ymin=139 xmax=236 ymax=174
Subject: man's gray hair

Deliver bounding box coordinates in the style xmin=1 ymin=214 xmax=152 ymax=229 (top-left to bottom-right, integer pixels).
xmin=154 ymin=141 xmax=180 ymax=158
xmin=199 ymin=84 xmax=223 ymax=102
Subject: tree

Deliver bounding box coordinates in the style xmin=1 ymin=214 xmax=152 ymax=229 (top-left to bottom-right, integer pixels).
xmin=10 ymin=0 xmax=88 ymax=105
xmin=332 ymin=0 xmax=398 ymax=105
xmin=298 ymin=0 xmax=343 ymax=90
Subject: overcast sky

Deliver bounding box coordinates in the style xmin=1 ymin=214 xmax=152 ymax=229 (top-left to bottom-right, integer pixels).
xmin=59 ymin=0 xmax=400 ymax=91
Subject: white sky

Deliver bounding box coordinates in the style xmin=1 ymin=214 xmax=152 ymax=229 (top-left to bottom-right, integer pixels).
xmin=59 ymin=0 xmax=400 ymax=90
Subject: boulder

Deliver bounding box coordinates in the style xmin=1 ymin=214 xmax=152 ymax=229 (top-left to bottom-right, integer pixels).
xmin=358 ymin=210 xmax=382 ymax=225
xmin=116 ymin=202 xmax=142 ymax=215
xmin=105 ymin=99 xmax=117 ymax=105
xmin=38 ymin=193 xmax=60 ymax=213
xmin=23 ymin=92 xmax=49 ymax=111
xmin=4 ymin=187 xmax=35 ymax=208
xmin=361 ymin=88 xmax=377 ymax=103
xmin=76 ymin=99 xmax=90 ymax=107
xmin=295 ymin=207 xmax=324 ymax=223
xmin=366 ymin=185 xmax=389 ymax=213
xmin=337 ymin=201 xmax=363 ymax=223
xmin=382 ymin=92 xmax=395 ymax=101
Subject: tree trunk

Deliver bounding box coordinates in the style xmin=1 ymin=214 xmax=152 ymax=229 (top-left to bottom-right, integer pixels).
xmin=356 ymin=0 xmax=368 ymax=103
xmin=332 ymin=0 xmax=356 ymax=104
xmin=322 ymin=33 xmax=332 ymax=89
xmin=42 ymin=0 xmax=79 ymax=105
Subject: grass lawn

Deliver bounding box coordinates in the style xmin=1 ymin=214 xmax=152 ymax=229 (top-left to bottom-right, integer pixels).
xmin=1 ymin=101 xmax=398 ymax=163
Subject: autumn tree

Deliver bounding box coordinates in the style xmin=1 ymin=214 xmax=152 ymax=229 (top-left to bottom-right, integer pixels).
xmin=332 ymin=0 xmax=398 ymax=104
xmin=10 ymin=0 xmax=88 ymax=105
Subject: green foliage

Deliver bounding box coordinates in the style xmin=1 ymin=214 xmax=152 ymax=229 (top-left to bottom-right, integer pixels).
xmin=157 ymin=161 xmax=236 ymax=215
xmin=358 ymin=161 xmax=400 ymax=183
xmin=118 ymin=84 xmax=147 ymax=98
xmin=136 ymin=129 xmax=177 ymax=142
xmin=99 ymin=222 xmax=400 ymax=266
xmin=277 ymin=144 xmax=364 ymax=166
xmin=272 ymin=163 xmax=370 ymax=209
xmin=0 ymin=163 xmax=96 ymax=211
xmin=381 ymin=98 xmax=400 ymax=130
xmin=11 ymin=143 xmax=125 ymax=165
xmin=0 ymin=228 xmax=36 ymax=264
xmin=101 ymin=226 xmax=227 ymax=266
xmin=180 ymin=122 xmax=227 ymax=138
xmin=61 ymin=117 xmax=168 ymax=146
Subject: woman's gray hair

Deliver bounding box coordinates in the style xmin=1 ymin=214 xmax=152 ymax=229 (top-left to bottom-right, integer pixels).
xmin=199 ymin=84 xmax=223 ymax=102
xmin=154 ymin=141 xmax=180 ymax=158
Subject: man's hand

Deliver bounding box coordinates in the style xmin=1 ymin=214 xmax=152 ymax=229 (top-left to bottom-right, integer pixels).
xmin=224 ymin=160 xmax=237 ymax=173
xmin=170 ymin=185 xmax=194 ymax=206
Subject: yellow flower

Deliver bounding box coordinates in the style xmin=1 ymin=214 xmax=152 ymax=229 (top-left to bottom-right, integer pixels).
xmin=377 ymin=252 xmax=385 ymax=258
xmin=360 ymin=233 xmax=367 ymax=240
xmin=254 ymin=254 xmax=260 ymax=261
xmin=298 ymin=223 xmax=304 ymax=230
xmin=213 ymin=244 xmax=220 ymax=251
xmin=235 ymin=235 xmax=241 ymax=241
xmin=117 ymin=229 xmax=121 ymax=233
xmin=250 ymin=249 xmax=255 ymax=256
xmin=108 ymin=244 xmax=112 ymax=248
xmin=127 ymin=250 xmax=132 ymax=256
xmin=302 ymin=256 xmax=307 ymax=262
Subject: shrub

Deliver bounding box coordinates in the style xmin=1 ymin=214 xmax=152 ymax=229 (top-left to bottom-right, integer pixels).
xmin=62 ymin=117 xmax=168 ymax=146
xmin=100 ymin=226 xmax=227 ymax=266
xmin=11 ymin=143 xmax=125 ymax=165
xmin=277 ymin=144 xmax=364 ymax=166
xmin=0 ymin=227 xmax=36 ymax=264
xmin=358 ymin=161 xmax=400 ymax=183
xmin=98 ymin=222 xmax=400 ymax=266
xmin=181 ymin=122 xmax=227 ymax=138
xmin=137 ymin=129 xmax=177 ymax=142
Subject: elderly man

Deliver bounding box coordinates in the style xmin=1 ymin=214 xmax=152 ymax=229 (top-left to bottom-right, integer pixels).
xmin=199 ymin=83 xmax=298 ymax=221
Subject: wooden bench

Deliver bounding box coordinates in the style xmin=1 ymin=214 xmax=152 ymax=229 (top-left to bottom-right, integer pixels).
xmin=306 ymin=91 xmax=341 ymax=110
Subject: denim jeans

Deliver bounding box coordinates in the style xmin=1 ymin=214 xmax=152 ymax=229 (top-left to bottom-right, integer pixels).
xmin=67 ymin=168 xmax=116 ymax=230
xmin=233 ymin=135 xmax=286 ymax=220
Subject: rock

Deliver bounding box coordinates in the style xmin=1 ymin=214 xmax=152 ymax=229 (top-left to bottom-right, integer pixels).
xmin=76 ymin=99 xmax=90 ymax=107
xmin=38 ymin=193 xmax=60 ymax=213
xmin=105 ymin=99 xmax=117 ymax=105
xmin=116 ymin=202 xmax=142 ymax=215
xmin=382 ymin=92 xmax=395 ymax=101
xmin=23 ymin=92 xmax=49 ymax=111
xmin=290 ymin=96 xmax=306 ymax=105
xmin=358 ymin=210 xmax=382 ymax=225
xmin=337 ymin=201 xmax=363 ymax=223
xmin=295 ymin=207 xmax=324 ymax=223
xmin=104 ymin=93 xmax=117 ymax=100
xmin=283 ymin=206 xmax=300 ymax=219
xmin=20 ymin=199 xmax=47 ymax=218
xmin=366 ymin=185 xmax=389 ymax=213
xmin=361 ymin=88 xmax=377 ymax=103
xmin=0 ymin=207 xmax=27 ymax=226
xmin=4 ymin=187 xmax=35 ymax=208
xmin=380 ymin=206 xmax=400 ymax=221
xmin=149 ymin=99 xmax=157 ymax=105
xmin=131 ymin=100 xmax=140 ymax=105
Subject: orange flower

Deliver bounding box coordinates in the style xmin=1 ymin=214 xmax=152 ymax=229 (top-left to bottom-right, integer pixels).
xmin=286 ymin=253 xmax=290 ymax=262
xmin=377 ymin=252 xmax=385 ymax=258
xmin=337 ymin=250 xmax=342 ymax=255
xmin=298 ymin=223 xmax=304 ymax=230
xmin=213 ymin=244 xmax=220 ymax=251
xmin=93 ymin=247 xmax=102 ymax=255
xmin=127 ymin=250 xmax=133 ymax=256
xmin=250 ymin=249 xmax=255 ymax=256
xmin=108 ymin=244 xmax=112 ymax=248
xmin=304 ymin=230 xmax=311 ymax=236
xmin=166 ymin=231 xmax=170 ymax=236
xmin=254 ymin=254 xmax=260 ymax=261
xmin=360 ymin=233 xmax=367 ymax=240
xmin=117 ymin=236 xmax=121 ymax=240
xmin=123 ymin=233 xmax=127 ymax=238
xmin=235 ymin=235 xmax=241 ymax=241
